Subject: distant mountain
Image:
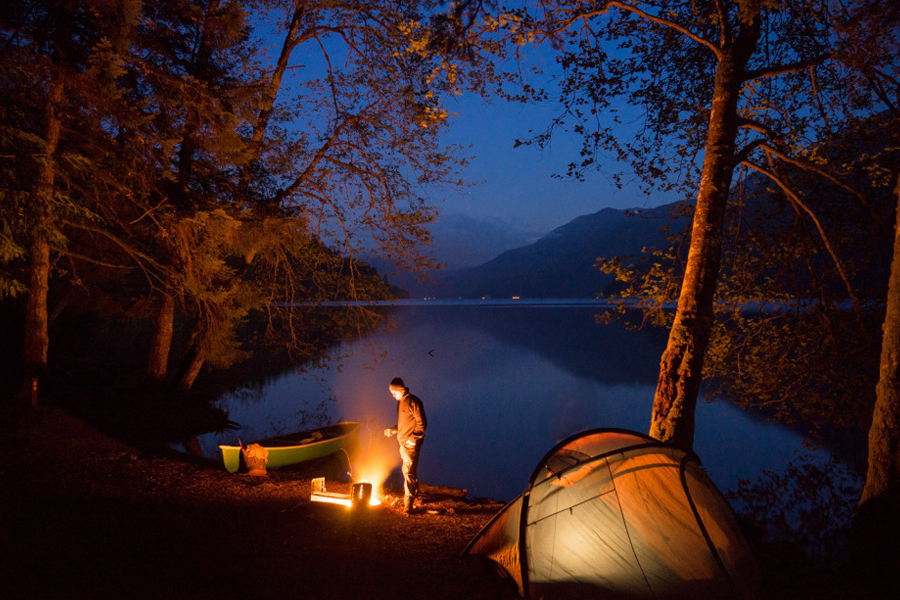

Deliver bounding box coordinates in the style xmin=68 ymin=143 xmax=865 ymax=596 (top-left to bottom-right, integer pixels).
xmin=428 ymin=203 xmax=688 ymax=299
xmin=424 ymin=178 xmax=894 ymax=300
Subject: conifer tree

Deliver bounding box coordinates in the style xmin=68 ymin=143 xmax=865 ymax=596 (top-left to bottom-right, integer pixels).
xmin=128 ymin=0 xmax=267 ymax=389
xmin=0 ymin=0 xmax=143 ymax=395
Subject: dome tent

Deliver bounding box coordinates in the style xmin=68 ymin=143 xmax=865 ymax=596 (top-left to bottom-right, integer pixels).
xmin=463 ymin=429 xmax=759 ymax=599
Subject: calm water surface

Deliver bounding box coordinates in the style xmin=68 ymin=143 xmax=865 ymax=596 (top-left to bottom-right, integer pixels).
xmin=199 ymin=300 xmax=841 ymax=502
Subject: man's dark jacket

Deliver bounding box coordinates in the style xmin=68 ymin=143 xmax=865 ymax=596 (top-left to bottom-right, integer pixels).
xmin=396 ymin=392 xmax=426 ymax=446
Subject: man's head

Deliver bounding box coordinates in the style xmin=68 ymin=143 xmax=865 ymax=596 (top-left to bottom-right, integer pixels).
xmin=389 ymin=377 xmax=406 ymax=400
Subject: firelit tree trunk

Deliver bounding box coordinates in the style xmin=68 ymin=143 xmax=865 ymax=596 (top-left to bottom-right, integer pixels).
xmin=649 ymin=22 xmax=760 ymax=452
xmin=860 ymin=172 xmax=900 ymax=506
xmin=23 ymin=237 xmax=51 ymax=384
xmin=849 ymin=172 xmax=900 ymax=586
xmin=147 ymin=289 xmax=176 ymax=383
xmin=174 ymin=315 xmax=209 ymax=392
xmin=22 ymin=76 xmax=64 ymax=395
xmin=176 ymin=339 xmax=206 ymax=392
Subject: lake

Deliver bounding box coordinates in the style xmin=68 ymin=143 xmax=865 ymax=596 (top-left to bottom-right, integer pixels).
xmin=198 ymin=300 xmax=853 ymax=504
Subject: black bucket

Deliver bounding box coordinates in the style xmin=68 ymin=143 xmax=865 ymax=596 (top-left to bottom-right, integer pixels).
xmin=351 ymin=482 xmax=372 ymax=508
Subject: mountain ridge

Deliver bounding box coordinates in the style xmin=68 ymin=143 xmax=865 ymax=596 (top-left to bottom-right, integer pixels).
xmin=413 ymin=203 xmax=687 ymax=299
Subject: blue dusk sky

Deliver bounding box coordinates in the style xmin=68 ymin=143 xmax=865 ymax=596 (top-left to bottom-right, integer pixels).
xmin=257 ymin=9 xmax=683 ymax=266
xmin=429 ymin=32 xmax=685 ymax=240
xmin=417 ymin=89 xmax=687 ymax=269
xmin=437 ymin=91 xmax=680 ymax=236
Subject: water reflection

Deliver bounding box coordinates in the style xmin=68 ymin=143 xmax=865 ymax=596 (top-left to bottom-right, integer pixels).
xmin=200 ymin=301 xmax=836 ymax=502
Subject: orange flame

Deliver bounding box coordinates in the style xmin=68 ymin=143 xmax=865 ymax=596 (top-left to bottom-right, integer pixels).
xmin=351 ymin=424 xmax=400 ymax=504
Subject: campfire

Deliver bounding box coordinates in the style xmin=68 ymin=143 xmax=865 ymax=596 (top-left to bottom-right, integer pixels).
xmin=308 ymin=427 xmax=402 ymax=509
xmin=310 ymin=477 xmax=382 ymax=509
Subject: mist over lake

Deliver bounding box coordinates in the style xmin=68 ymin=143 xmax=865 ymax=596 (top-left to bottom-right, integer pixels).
xmin=200 ymin=300 xmax=847 ymax=503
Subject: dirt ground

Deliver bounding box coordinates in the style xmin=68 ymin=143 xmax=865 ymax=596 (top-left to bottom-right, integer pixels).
xmin=5 ymin=400 xmax=896 ymax=600
xmin=0 ymin=402 xmax=518 ymax=600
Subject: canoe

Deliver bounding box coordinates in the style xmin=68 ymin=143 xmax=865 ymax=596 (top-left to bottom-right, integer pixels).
xmin=219 ymin=421 xmax=360 ymax=474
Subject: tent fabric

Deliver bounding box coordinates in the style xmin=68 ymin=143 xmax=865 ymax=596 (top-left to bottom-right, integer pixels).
xmin=466 ymin=495 xmax=525 ymax=592
xmin=463 ymin=428 xmax=758 ymax=600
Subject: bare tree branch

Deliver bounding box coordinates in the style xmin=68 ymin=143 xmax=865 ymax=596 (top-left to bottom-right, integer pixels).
xmin=741 ymin=158 xmax=868 ymax=338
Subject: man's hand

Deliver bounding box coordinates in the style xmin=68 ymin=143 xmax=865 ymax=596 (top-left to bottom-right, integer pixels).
xmin=384 ymin=428 xmax=397 ymax=437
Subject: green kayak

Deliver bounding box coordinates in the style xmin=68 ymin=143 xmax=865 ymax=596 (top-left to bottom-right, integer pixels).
xmin=219 ymin=421 xmax=360 ymax=474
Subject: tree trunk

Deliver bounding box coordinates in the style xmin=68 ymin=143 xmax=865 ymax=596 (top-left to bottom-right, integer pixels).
xmin=147 ymin=289 xmax=176 ymax=383
xmin=175 ymin=316 xmax=208 ymax=392
xmin=22 ymin=75 xmax=65 ymax=396
xmin=649 ymin=23 xmax=760 ymax=451
xmin=176 ymin=340 xmax=206 ymax=392
xmin=239 ymin=2 xmax=305 ymax=192
xmin=861 ymin=172 xmax=900 ymax=504
xmin=23 ymin=238 xmax=51 ymax=384
xmin=850 ymin=171 xmax=900 ymax=593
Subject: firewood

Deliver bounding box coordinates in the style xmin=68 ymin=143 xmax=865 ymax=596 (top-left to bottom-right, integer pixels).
xmin=419 ymin=483 xmax=467 ymax=499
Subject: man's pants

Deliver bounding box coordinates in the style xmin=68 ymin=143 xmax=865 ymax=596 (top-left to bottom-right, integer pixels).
xmin=399 ymin=440 xmax=422 ymax=500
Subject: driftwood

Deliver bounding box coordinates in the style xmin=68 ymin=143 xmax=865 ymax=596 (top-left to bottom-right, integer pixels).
xmin=419 ymin=483 xmax=467 ymax=500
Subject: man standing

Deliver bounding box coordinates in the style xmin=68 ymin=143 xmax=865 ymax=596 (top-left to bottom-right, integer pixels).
xmin=383 ymin=377 xmax=427 ymax=514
